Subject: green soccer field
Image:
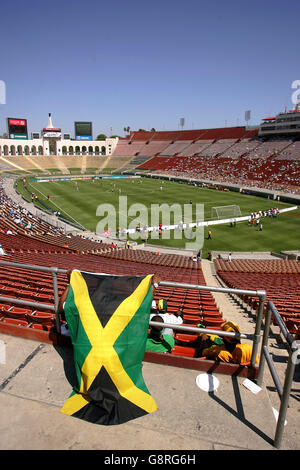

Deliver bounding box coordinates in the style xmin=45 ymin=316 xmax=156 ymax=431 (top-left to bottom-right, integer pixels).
xmin=17 ymin=176 xmax=300 ymax=257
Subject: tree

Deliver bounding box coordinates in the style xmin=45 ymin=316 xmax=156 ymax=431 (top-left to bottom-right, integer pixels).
xmin=150 ymin=128 xmax=156 ymax=132
xmin=96 ymin=133 xmax=107 ymax=141
xmin=124 ymin=126 xmax=130 ymax=135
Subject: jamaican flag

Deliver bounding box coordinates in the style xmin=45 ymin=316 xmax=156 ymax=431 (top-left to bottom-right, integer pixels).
xmin=60 ymin=270 xmax=158 ymax=425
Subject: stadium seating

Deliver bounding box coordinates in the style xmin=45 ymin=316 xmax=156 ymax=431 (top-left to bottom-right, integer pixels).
xmin=0 ymin=245 xmax=226 ymax=344
xmin=137 ymin=155 xmax=300 ymax=193
xmin=197 ymin=139 xmax=238 ymax=157
xmin=177 ymin=140 xmax=214 ymax=157
xmin=214 ymin=259 xmax=300 ymax=336
xmin=275 ymin=141 xmax=300 ymax=160
xmin=0 ymin=121 xmax=299 ymax=365
xmin=221 ymin=139 xmax=262 ymax=159
xmin=246 ymin=139 xmax=291 ymax=159
xmin=159 ymin=141 xmax=194 ymax=156
xmin=110 ymin=138 xmax=134 ymax=156
xmin=112 ymin=127 xmax=261 ymax=160
xmin=0 ymin=154 xmax=141 ymax=174
xmin=0 ymin=174 xmax=227 ymax=356
xmin=127 ymin=128 xmax=299 ymax=193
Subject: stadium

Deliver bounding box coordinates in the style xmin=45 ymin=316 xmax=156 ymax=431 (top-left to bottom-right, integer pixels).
xmin=0 ymin=103 xmax=299 ymax=450
xmin=1 ymin=0 xmax=300 ymax=452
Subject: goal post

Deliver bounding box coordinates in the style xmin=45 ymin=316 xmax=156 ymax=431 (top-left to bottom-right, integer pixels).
xmin=211 ymin=205 xmax=242 ymax=220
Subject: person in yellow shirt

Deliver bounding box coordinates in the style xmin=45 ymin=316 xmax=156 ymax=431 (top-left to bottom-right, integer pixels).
xmin=181 ymin=321 xmax=258 ymax=364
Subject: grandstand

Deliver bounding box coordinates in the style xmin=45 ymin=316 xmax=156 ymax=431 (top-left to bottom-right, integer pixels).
xmin=214 ymin=258 xmax=300 ymax=336
xmin=276 ymin=140 xmax=300 ymax=160
xmin=0 ymin=154 xmax=137 ymax=175
xmin=137 ymin=155 xmax=300 ymax=194
xmin=0 ymin=171 xmax=298 ymax=349
xmin=1 ymin=121 xmax=299 ymax=196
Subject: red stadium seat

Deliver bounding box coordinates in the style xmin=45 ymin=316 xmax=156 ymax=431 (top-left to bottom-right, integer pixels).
xmin=26 ymin=311 xmax=54 ymax=327
xmin=183 ymin=314 xmax=201 ymax=323
xmin=175 ymin=333 xmax=198 ymax=343
xmin=203 ymin=317 xmax=224 ymax=328
xmin=1 ymin=318 xmax=28 ymax=327
xmin=171 ymin=345 xmax=196 ymax=357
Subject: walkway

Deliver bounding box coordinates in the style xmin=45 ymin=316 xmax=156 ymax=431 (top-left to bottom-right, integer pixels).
xmin=201 ymin=259 xmax=256 ymax=336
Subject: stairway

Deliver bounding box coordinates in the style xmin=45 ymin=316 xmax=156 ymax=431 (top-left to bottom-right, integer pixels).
xmin=200 ymin=259 xmax=256 ymax=339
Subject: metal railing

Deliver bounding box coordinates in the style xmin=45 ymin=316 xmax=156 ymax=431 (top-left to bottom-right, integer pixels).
xmin=0 ymin=260 xmax=298 ymax=448
xmin=0 ymin=261 xmax=266 ymax=353
xmin=0 ymin=259 xmax=65 ymax=334
xmin=153 ymin=280 xmax=267 ymax=369
xmin=256 ymin=300 xmax=299 ymax=449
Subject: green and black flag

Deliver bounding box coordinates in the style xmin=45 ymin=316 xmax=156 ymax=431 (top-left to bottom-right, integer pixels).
xmin=61 ymin=270 xmax=158 ymax=425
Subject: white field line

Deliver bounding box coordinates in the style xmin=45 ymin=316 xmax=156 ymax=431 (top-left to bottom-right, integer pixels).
xmin=27 ymin=181 xmax=86 ymax=229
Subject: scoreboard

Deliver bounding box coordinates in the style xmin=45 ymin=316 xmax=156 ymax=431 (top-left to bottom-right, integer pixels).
xmin=75 ymin=121 xmax=92 ymax=140
xmin=7 ymin=118 xmax=28 ymax=139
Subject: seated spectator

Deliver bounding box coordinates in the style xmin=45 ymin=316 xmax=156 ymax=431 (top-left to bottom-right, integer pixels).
xmin=146 ymin=315 xmax=175 ymax=353
xmin=175 ymin=322 xmax=224 ymax=357
xmin=150 ymin=274 xmax=161 ymax=313
xmin=181 ymin=321 xmax=258 ymax=364
xmin=157 ymin=299 xmax=167 ymax=313
xmin=0 ymin=244 xmax=5 ymax=256
xmin=199 ymin=321 xmax=241 ymax=362
xmin=150 ymin=300 xmax=183 ymax=337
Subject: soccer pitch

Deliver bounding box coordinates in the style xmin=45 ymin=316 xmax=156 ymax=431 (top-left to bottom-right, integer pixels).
xmin=17 ymin=176 xmax=300 ymax=256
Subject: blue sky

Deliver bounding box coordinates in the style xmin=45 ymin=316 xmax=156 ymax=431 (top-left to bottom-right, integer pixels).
xmin=0 ymin=0 xmax=299 ymax=137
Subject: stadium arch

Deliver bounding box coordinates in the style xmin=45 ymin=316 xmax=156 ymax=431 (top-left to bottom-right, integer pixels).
xmin=0 ymin=113 xmax=118 ymax=157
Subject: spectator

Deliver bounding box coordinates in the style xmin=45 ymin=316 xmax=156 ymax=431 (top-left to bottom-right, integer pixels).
xmin=146 ymin=316 xmax=175 ymax=353
xmin=185 ymin=321 xmax=259 ymax=364
xmin=150 ymin=301 xmax=183 ymax=337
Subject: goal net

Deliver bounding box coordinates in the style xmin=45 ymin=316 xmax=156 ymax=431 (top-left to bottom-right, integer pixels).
xmin=211 ymin=205 xmax=242 ymax=220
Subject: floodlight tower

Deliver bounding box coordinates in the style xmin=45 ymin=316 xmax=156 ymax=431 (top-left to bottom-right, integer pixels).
xmin=245 ymin=110 xmax=251 ymax=127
